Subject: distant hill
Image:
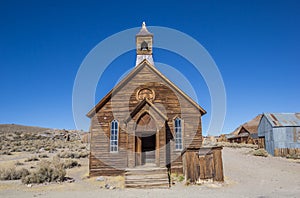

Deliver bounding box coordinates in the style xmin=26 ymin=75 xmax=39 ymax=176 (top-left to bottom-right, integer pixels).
xmin=0 ymin=124 xmax=87 ymax=142
xmin=0 ymin=124 xmax=51 ymax=134
xmin=231 ymin=114 xmax=262 ymax=135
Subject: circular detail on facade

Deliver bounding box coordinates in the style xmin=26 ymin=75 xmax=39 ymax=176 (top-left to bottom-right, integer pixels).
xmin=136 ymin=88 xmax=155 ymax=101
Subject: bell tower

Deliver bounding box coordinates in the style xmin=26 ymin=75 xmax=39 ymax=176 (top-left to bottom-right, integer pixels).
xmin=136 ymin=22 xmax=154 ymax=66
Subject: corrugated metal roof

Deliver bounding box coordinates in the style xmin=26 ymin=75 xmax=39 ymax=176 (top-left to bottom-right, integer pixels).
xmin=264 ymin=113 xmax=300 ymax=127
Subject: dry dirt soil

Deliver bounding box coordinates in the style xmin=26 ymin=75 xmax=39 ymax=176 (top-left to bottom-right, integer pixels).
xmin=0 ymin=147 xmax=299 ymax=198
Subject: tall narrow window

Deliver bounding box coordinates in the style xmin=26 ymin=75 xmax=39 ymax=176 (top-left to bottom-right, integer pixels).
xmin=175 ymin=118 xmax=183 ymax=150
xmin=110 ymin=120 xmax=119 ymax=152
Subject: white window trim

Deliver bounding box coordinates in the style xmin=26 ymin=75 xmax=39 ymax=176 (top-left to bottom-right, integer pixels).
xmin=110 ymin=120 xmax=119 ymax=153
xmin=174 ymin=117 xmax=183 ymax=151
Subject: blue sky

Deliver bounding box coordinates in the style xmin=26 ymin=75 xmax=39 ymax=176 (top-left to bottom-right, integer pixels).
xmin=0 ymin=0 xmax=299 ymax=135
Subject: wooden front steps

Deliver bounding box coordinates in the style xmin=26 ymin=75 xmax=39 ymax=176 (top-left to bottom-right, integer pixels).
xmin=125 ymin=164 xmax=169 ymax=188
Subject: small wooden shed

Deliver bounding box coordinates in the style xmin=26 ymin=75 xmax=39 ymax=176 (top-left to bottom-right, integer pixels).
xmin=181 ymin=146 xmax=224 ymax=183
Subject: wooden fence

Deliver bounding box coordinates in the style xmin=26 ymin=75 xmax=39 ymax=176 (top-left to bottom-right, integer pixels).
xmin=181 ymin=146 xmax=224 ymax=183
xmin=274 ymin=148 xmax=300 ymax=157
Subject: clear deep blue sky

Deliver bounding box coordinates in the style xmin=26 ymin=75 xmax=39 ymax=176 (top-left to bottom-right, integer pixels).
xmin=0 ymin=0 xmax=299 ymax=135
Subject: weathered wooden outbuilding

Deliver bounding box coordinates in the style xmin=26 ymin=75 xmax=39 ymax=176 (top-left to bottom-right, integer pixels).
xmin=181 ymin=146 xmax=224 ymax=183
xmin=225 ymin=114 xmax=262 ymax=145
xmin=227 ymin=126 xmax=259 ymax=144
xmin=258 ymin=113 xmax=300 ymax=156
xmin=86 ymin=22 xmax=223 ymax=188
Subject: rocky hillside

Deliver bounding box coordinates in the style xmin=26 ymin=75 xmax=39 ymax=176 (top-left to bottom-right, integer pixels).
xmin=0 ymin=124 xmax=85 ymax=141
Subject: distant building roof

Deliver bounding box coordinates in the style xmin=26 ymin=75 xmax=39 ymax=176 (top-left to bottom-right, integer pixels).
xmin=231 ymin=114 xmax=262 ymax=135
xmin=263 ymin=113 xmax=300 ymax=127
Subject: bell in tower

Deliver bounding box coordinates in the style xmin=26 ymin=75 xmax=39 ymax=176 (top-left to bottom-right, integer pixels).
xmin=136 ymin=22 xmax=154 ymax=66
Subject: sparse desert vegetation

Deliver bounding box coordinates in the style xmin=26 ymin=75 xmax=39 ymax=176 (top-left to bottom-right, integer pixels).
xmin=251 ymin=148 xmax=269 ymax=157
xmin=215 ymin=141 xmax=258 ymax=149
xmin=0 ymin=167 xmax=30 ymax=180
xmin=0 ymin=124 xmax=89 ymax=186
xmin=21 ymin=158 xmax=66 ymax=184
xmin=0 ymin=124 xmax=299 ymax=198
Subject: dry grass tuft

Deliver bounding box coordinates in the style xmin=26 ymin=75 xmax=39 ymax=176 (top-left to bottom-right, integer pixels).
xmin=57 ymin=151 xmax=89 ymax=159
xmin=286 ymin=154 xmax=300 ymax=160
xmin=0 ymin=167 xmax=30 ymax=180
xmin=38 ymin=154 xmax=49 ymax=158
xmin=216 ymin=142 xmax=258 ymax=149
xmin=62 ymin=159 xmax=81 ymax=169
xmin=25 ymin=156 xmax=39 ymax=162
xmin=252 ymin=149 xmax=268 ymax=157
xmin=21 ymin=158 xmax=66 ymax=184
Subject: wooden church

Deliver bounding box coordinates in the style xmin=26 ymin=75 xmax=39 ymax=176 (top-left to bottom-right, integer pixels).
xmin=87 ymin=22 xmax=210 ymax=188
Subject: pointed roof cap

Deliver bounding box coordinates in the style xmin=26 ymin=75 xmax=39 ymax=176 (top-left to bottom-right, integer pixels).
xmin=136 ymin=21 xmax=153 ymax=36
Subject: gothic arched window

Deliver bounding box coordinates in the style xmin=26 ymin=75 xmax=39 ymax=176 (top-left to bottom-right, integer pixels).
xmin=175 ymin=118 xmax=183 ymax=150
xmin=110 ymin=120 xmax=119 ymax=152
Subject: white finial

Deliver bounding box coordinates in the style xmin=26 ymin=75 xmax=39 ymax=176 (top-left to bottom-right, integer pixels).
xmin=142 ymin=21 xmax=146 ymax=28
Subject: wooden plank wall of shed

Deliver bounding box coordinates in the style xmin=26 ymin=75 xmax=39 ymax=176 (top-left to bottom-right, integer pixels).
xmin=182 ymin=148 xmax=224 ymax=183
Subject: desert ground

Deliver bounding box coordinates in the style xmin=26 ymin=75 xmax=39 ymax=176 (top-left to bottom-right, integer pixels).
xmin=1 ymin=146 xmax=299 ymax=198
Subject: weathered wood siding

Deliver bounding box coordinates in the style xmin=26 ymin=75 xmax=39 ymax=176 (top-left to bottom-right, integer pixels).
xmin=89 ymin=63 xmax=203 ymax=176
xmin=181 ymin=147 xmax=224 ymax=183
xmin=274 ymin=148 xmax=300 ymax=157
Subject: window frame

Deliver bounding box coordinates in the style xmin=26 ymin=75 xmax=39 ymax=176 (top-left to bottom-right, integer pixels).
xmin=110 ymin=120 xmax=119 ymax=153
xmin=174 ymin=117 xmax=183 ymax=151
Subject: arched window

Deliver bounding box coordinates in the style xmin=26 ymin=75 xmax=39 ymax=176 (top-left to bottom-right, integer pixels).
xmin=141 ymin=41 xmax=148 ymax=51
xmin=175 ymin=118 xmax=183 ymax=150
xmin=110 ymin=120 xmax=119 ymax=152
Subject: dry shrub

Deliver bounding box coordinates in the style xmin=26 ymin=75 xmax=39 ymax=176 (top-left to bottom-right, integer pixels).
xmin=0 ymin=151 xmax=12 ymax=155
xmin=286 ymin=154 xmax=300 ymax=159
xmin=63 ymin=159 xmax=81 ymax=169
xmin=25 ymin=156 xmax=39 ymax=162
xmin=57 ymin=151 xmax=88 ymax=159
xmin=252 ymin=149 xmax=268 ymax=157
xmin=0 ymin=167 xmax=30 ymax=180
xmin=216 ymin=142 xmax=258 ymax=149
xmin=21 ymin=158 xmax=66 ymax=184
xmin=15 ymin=161 xmax=24 ymax=166
xmin=171 ymin=173 xmax=185 ymax=182
xmin=38 ymin=154 xmax=49 ymax=158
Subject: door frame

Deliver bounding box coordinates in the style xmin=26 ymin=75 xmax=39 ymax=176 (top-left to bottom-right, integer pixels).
xmin=135 ymin=130 xmax=159 ymax=166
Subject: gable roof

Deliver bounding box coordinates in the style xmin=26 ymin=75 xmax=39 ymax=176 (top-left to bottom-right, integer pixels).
xmin=124 ymin=98 xmax=168 ymax=123
xmin=262 ymin=113 xmax=300 ymax=127
xmin=86 ymin=59 xmax=206 ymax=118
xmin=231 ymin=114 xmax=262 ymax=135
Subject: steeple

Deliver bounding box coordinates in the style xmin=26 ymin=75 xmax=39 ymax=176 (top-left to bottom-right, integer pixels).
xmin=136 ymin=22 xmax=154 ymax=66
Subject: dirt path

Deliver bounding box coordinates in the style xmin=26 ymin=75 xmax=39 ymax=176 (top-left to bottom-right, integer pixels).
xmin=1 ymin=148 xmax=299 ymax=198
